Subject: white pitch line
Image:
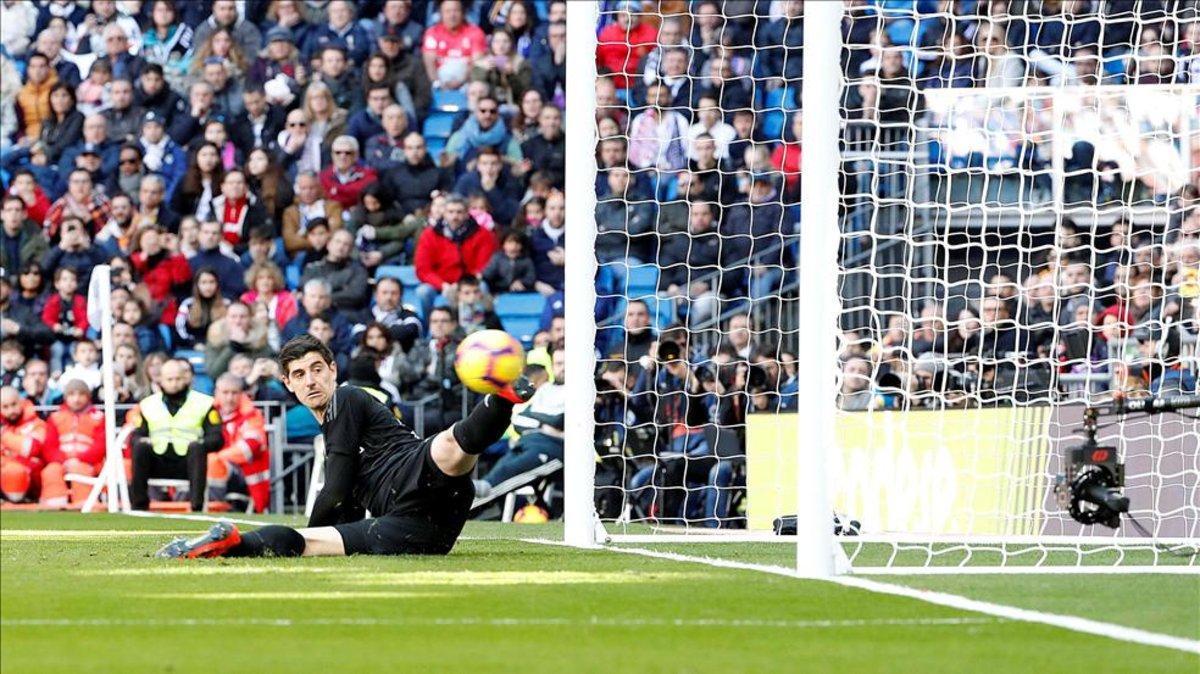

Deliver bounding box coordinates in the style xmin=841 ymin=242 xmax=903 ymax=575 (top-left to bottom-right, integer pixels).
xmin=521 ymin=538 xmax=1200 ymax=655
xmin=0 ymin=616 xmax=1001 ymax=629
xmin=123 ymin=511 xmax=291 ymax=528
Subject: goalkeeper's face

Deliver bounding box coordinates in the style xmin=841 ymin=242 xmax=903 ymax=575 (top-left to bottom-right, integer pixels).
xmin=282 ymin=352 xmax=338 ymax=411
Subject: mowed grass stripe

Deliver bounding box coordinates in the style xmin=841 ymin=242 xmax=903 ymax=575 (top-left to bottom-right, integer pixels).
xmin=1 ymin=616 xmax=1004 ymax=629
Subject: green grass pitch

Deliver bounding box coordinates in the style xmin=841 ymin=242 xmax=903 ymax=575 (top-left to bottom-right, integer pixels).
xmin=1 ymin=512 xmax=1196 ymax=673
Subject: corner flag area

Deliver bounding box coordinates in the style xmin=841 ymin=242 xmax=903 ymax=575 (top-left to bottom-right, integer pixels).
xmin=1 ymin=512 xmax=1196 ymax=673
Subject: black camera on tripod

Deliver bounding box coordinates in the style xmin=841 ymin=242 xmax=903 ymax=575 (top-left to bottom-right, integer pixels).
xmin=1056 ymin=394 xmax=1200 ymax=528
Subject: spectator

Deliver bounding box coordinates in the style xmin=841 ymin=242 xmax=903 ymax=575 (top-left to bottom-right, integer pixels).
xmin=454 ymin=145 xmax=521 ymax=226
xmin=281 ymin=172 xmax=342 ymax=255
xmin=129 ymin=224 xmax=191 ymax=323
xmin=444 ymin=94 xmax=523 ymax=168
xmin=95 ymin=191 xmax=136 ymax=253
xmin=348 ymin=83 xmax=392 ymax=148
xmin=596 ymin=3 xmax=657 ymax=91
xmin=771 ymin=111 xmax=802 ymax=200
xmin=0 ymin=385 xmax=55 ymax=504
xmin=134 ymin=63 xmax=185 ymax=127
xmin=131 ymin=174 xmax=179 ymax=233
xmin=839 ymin=357 xmax=874 ymax=411
xmin=167 ymin=81 xmax=218 ymax=146
xmin=174 ymin=268 xmax=230 ymax=349
xmin=40 ymin=215 xmax=107 ymax=287
xmin=1 ymin=195 xmax=46 ymax=272
xmin=455 ymin=275 xmax=503 ymax=334
xmin=381 ymin=131 xmax=452 ymax=217
xmin=482 ymin=230 xmax=536 ymax=294
xmin=265 ymin=0 xmax=317 ymax=61
xmin=377 ymin=26 xmax=432 ymax=118
xmin=627 ymin=82 xmax=689 ymax=172
xmin=529 ymin=190 xmax=565 ymax=295
xmin=319 ymin=135 xmax=378 ymax=210
xmin=471 ymin=28 xmax=532 ymax=108
xmin=413 ymin=193 xmax=497 ymax=317
xmin=249 ymin=25 xmax=304 ymax=89
xmin=141 ymin=0 xmax=194 ymax=76
xmin=206 ymin=300 xmax=272 ymax=378
xmin=5 ymin=170 xmax=51 ymax=226
xmin=312 ymin=0 xmax=372 ymax=66
xmin=364 ymin=104 xmax=410 ymax=172
xmin=121 ymin=295 xmax=166 ymax=356
xmin=376 ymin=0 xmax=425 ymax=55
xmin=280 ymin=278 xmax=352 ymax=353
xmin=11 ymin=261 xmax=46 ymax=314
xmin=60 ymin=338 xmax=103 ymax=392
xmin=409 ymin=305 xmax=464 ymax=431
xmin=209 ymin=169 xmax=268 ymax=251
xmin=20 ymin=358 xmax=58 ymax=407
xmin=521 ymin=105 xmax=565 ymax=189
xmin=136 ymin=111 xmax=186 ymax=197
xmin=422 ymin=0 xmax=486 ymax=91
xmin=170 ymin=142 xmax=223 ymax=220
xmin=300 ymin=229 xmax=371 ymax=312
xmin=41 ymin=267 xmax=88 ymax=373
xmin=314 ymin=44 xmax=361 ymax=112
xmin=105 ymin=145 xmax=144 ymax=200
xmin=350 ymin=277 xmax=421 ymax=350
xmin=15 ymin=52 xmax=57 ymax=143
xmin=345 ymin=182 xmax=418 ymax=267
xmin=361 ymin=52 xmax=419 ymax=126
xmin=241 ymin=261 xmax=298 ymax=331
xmin=188 ymin=220 xmax=247 ymax=298
xmin=200 ymin=56 xmax=244 ymax=118
xmin=193 ymin=0 xmax=263 ymax=59
xmin=0 ymin=275 xmax=53 ymax=359
xmin=302 ymin=81 xmax=350 ymax=166
xmin=58 ymin=113 xmax=119 ymax=181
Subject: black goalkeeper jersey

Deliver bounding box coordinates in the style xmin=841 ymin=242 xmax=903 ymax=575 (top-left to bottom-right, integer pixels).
xmin=308 ymin=385 xmax=434 ymax=527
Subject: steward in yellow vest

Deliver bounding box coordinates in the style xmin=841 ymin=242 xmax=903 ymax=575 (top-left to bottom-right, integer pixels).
xmin=127 ymin=359 xmax=222 ymax=511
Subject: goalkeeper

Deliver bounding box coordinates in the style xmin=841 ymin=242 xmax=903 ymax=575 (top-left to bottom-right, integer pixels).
xmin=156 ymin=335 xmax=532 ymax=558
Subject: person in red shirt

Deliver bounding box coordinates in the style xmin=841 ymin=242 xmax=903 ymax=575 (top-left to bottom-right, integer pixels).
xmin=413 ymin=193 xmax=496 ymax=319
xmin=318 ymin=136 xmax=378 ymax=211
xmin=421 ymin=0 xmax=487 ymax=90
xmin=1 ymin=386 xmax=58 ymax=503
xmin=129 ymin=225 xmax=192 ymax=325
xmin=41 ymin=267 xmax=90 ymax=374
xmin=770 ymin=111 xmax=803 ymax=202
xmin=596 ymin=3 xmax=658 ymax=90
xmin=6 ymin=170 xmax=52 ymax=225
xmin=206 ymin=374 xmax=271 ymax=512
xmin=41 ymin=379 xmax=106 ymax=507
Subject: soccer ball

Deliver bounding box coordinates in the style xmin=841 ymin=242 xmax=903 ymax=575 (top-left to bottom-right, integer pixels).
xmin=454 ymin=330 xmax=526 ymax=394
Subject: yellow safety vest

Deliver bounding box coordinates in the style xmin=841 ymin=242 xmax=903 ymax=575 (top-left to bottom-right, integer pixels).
xmin=139 ymin=391 xmax=215 ymax=456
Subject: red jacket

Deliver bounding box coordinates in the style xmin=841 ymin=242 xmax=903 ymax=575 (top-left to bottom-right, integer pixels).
xmin=414 ymin=221 xmax=497 ymax=288
xmin=41 ymin=292 xmax=89 ymax=334
xmin=1 ymin=400 xmax=56 ymax=471
xmin=215 ymin=394 xmax=269 ymax=511
xmin=46 ymin=405 xmax=106 ymax=468
xmin=130 ymin=251 xmax=191 ymax=323
xmin=596 ymin=21 xmax=658 ymax=90
xmin=319 ymin=164 xmax=378 ymax=210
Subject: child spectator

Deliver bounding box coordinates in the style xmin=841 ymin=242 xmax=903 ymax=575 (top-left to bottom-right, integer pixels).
xmin=40 ymin=267 xmax=88 ymax=374
xmin=76 ymin=59 xmax=113 ymax=115
xmin=455 ymin=275 xmax=504 ymax=335
xmin=59 ymin=340 xmax=103 ymax=392
xmin=121 ymin=296 xmax=166 ymax=356
xmin=482 ymin=230 xmax=536 ymax=294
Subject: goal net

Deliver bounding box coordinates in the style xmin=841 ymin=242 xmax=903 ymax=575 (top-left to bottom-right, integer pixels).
xmin=566 ymin=1 xmax=1200 ymax=573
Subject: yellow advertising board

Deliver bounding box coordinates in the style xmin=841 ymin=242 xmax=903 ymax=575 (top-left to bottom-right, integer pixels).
xmin=745 ymin=408 xmax=1052 ymax=534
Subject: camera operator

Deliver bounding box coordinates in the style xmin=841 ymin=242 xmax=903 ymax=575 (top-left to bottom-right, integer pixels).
xmin=627 ymin=340 xmax=733 ymax=528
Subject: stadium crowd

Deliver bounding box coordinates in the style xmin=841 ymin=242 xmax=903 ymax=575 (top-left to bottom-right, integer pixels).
xmin=589 ymin=0 xmax=1199 ymax=527
xmin=0 ymin=0 xmax=567 ymax=511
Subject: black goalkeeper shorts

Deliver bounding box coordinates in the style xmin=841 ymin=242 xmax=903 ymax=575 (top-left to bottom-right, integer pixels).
xmin=332 ymin=438 xmax=475 ymax=556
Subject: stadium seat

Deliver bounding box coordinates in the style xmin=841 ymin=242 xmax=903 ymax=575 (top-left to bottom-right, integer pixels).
xmin=377 ymin=265 xmax=420 ymax=288
xmin=422 ymin=111 xmax=458 ymax=139
xmin=192 ymin=374 xmax=214 ymax=395
xmin=175 ymin=349 xmax=207 ymax=376
xmin=433 ymin=88 xmax=468 ymax=111
xmin=625 ymin=266 xmax=659 ymax=299
xmin=426 ymin=137 xmax=447 ymax=160
xmin=495 ymin=293 xmax=546 ymax=346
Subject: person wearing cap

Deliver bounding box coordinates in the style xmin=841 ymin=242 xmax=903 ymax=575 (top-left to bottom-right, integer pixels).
xmin=311 ymin=0 xmax=370 ymax=66
xmin=137 ymin=109 xmax=187 ymax=195
xmin=376 ymin=14 xmax=432 ymax=116
xmin=41 ymin=378 xmax=107 ymax=508
xmin=249 ymin=25 xmax=303 ymax=88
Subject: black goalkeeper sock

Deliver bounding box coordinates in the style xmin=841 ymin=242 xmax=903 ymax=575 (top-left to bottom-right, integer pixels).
xmin=225 ymin=525 xmax=306 ymax=558
xmin=452 ymin=394 xmax=515 ymax=455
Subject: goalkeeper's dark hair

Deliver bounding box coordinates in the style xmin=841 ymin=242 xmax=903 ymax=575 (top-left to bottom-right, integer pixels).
xmin=278 ymin=334 xmax=336 ymax=374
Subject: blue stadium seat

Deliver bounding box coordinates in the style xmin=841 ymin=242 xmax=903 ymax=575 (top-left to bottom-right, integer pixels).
xmin=426 ymin=137 xmax=447 ymax=159
xmin=423 ymin=111 xmax=458 ymax=139
xmin=377 ymin=265 xmax=419 ymax=289
xmin=175 ymin=349 xmax=206 ymax=376
xmin=625 ymin=266 xmax=659 ymax=299
xmin=495 ymin=293 xmax=546 ymax=346
xmin=285 ymin=264 xmax=301 ymax=290
xmin=433 ymin=88 xmax=468 ymax=111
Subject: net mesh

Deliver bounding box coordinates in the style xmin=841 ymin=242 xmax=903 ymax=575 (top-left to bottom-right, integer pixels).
xmin=590 ymin=1 xmax=1200 ymax=567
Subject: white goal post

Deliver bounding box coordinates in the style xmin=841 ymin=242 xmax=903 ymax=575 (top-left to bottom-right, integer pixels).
xmin=563 ymin=1 xmax=1200 ymax=575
